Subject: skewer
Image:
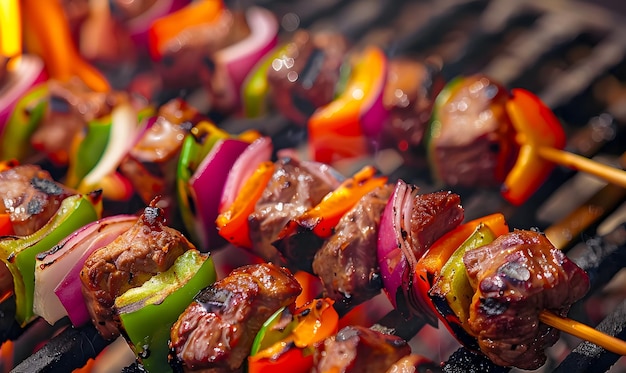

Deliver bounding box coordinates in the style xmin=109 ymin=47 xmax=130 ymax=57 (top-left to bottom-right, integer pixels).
xmin=539 ymin=310 xmax=626 ymax=356
xmin=537 ymin=147 xmax=626 ymax=189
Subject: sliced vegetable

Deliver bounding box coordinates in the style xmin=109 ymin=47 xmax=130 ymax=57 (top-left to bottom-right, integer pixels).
xmin=36 ymin=215 xmax=137 ymax=326
xmin=413 ymin=213 xmax=509 ymax=320
xmin=177 ymin=121 xmax=231 ymax=248
xmin=281 ymin=165 xmax=387 ymax=239
xmin=219 ymin=136 xmax=273 ymax=213
xmin=241 ymin=45 xmax=287 ymax=118
xmin=503 ymin=88 xmax=567 ymax=205
xmin=125 ymin=0 xmax=190 ymax=49
xmin=0 ymin=0 xmax=21 ymax=57
xmin=189 ymin=138 xmax=251 ymax=250
xmin=216 ymin=161 xmax=275 ymax=249
xmin=0 ymin=192 xmax=102 ymax=326
xmin=21 ymin=0 xmax=109 ymax=91
xmin=429 ymin=223 xmax=498 ymax=348
xmin=117 ymin=249 xmax=216 ymax=373
xmin=308 ymin=46 xmax=388 ymax=164
xmin=147 ymin=0 xmax=225 ymax=60
xmin=211 ymin=6 xmax=279 ymax=112
xmin=248 ymin=298 xmax=338 ymax=373
xmin=0 ymin=213 xmax=13 ymax=236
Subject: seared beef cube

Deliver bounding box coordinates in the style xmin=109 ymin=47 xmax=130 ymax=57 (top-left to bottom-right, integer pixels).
xmin=119 ymin=98 xmax=202 ymax=205
xmin=80 ymin=201 xmax=195 ymax=339
xmin=429 ymin=74 xmax=519 ymax=188
xmin=267 ymin=30 xmax=349 ymax=126
xmin=0 ymin=164 xmax=75 ymax=236
xmin=169 ymin=263 xmax=301 ymax=371
xmin=464 ymin=230 xmax=590 ymax=369
xmin=249 ymin=158 xmax=337 ymax=263
xmin=313 ymin=326 xmax=411 ymax=373
xmin=31 ymin=78 xmax=127 ymax=165
xmin=313 ymin=184 xmax=393 ymax=310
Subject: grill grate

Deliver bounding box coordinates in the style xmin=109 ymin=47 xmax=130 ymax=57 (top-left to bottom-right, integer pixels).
xmin=3 ymin=0 xmax=626 ymax=372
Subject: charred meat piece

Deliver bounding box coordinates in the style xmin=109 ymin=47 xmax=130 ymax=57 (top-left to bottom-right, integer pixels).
xmin=31 ymin=78 xmax=129 ymax=165
xmin=268 ymin=30 xmax=349 ymax=126
xmin=384 ymin=354 xmax=440 ymax=373
xmin=119 ymin=98 xmax=202 ymax=206
xmin=249 ymin=157 xmax=338 ymax=264
xmin=429 ymin=74 xmax=519 ymax=188
xmin=0 ymin=164 xmax=75 ymax=236
xmin=313 ymin=184 xmax=393 ymax=311
xmin=381 ymin=58 xmax=445 ymax=165
xmin=313 ymin=325 xmax=411 ymax=373
xmin=463 ymin=230 xmax=590 ymax=369
xmin=80 ymin=201 xmax=195 ymax=340
xmin=169 ymin=263 xmax=301 ymax=372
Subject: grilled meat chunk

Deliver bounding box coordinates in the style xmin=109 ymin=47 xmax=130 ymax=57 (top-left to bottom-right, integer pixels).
xmin=313 ymin=184 xmax=393 ymax=310
xmin=249 ymin=157 xmax=338 ymax=263
xmin=463 ymin=230 xmax=590 ymax=369
xmin=267 ymin=30 xmax=349 ymax=126
xmin=0 ymin=164 xmax=75 ymax=236
xmin=119 ymin=98 xmax=202 ymax=206
xmin=80 ymin=201 xmax=195 ymax=340
xmin=313 ymin=326 xmax=411 ymax=373
xmin=429 ymin=74 xmax=519 ymax=188
xmin=169 ymin=263 xmax=301 ymax=372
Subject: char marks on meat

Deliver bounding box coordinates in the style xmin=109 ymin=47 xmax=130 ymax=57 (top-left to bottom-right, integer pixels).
xmin=80 ymin=200 xmax=195 ymax=340
xmin=0 ymin=164 xmax=75 ymax=236
xmin=169 ymin=263 xmax=301 ymax=372
xmin=463 ymin=230 xmax=590 ymax=370
xmin=313 ymin=184 xmax=393 ymax=310
xmin=248 ymin=157 xmax=337 ymax=264
xmin=313 ymin=326 xmax=411 ymax=373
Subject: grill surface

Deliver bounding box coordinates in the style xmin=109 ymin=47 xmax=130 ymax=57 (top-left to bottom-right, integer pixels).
xmin=3 ymin=0 xmax=626 ymax=372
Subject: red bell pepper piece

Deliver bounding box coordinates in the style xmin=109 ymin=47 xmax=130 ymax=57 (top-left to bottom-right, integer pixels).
xmin=0 ymin=213 xmax=13 ymax=236
xmin=502 ymin=88 xmax=566 ymax=205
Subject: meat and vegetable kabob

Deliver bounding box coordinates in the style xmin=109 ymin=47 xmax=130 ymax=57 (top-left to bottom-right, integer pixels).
xmin=1 ymin=0 xmax=626 ymax=372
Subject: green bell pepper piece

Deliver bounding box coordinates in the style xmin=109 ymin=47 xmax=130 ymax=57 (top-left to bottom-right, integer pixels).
xmin=176 ymin=121 xmax=230 ymax=248
xmin=66 ymin=116 xmax=111 ymax=188
xmin=430 ymin=223 xmax=496 ymax=337
xmin=117 ymin=249 xmax=216 ymax=373
xmin=241 ymin=45 xmax=287 ymax=118
xmin=0 ymin=83 xmax=48 ymax=161
xmin=0 ymin=192 xmax=103 ymax=326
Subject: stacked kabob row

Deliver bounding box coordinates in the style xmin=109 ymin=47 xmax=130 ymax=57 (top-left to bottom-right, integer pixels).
xmin=1 ymin=0 xmax=626 ymax=372
xmin=1 ymin=123 xmax=625 ymax=373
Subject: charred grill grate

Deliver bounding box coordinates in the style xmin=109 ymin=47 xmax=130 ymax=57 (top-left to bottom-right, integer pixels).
xmin=3 ymin=0 xmax=626 ymax=372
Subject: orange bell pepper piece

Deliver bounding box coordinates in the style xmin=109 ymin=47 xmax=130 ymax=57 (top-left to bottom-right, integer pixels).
xmin=308 ymin=47 xmax=387 ymax=164
xmin=216 ymin=160 xmax=274 ymax=249
xmin=283 ymin=165 xmax=388 ymax=239
xmin=21 ymin=0 xmax=109 ymax=92
xmin=502 ymin=88 xmax=566 ymax=205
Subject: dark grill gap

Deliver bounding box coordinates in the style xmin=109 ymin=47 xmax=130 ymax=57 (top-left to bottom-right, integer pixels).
xmin=2 ymin=0 xmax=626 ymax=372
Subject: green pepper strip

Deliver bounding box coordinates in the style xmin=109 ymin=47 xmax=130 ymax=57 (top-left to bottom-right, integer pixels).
xmin=0 ymin=192 xmax=103 ymax=326
xmin=117 ymin=250 xmax=216 ymax=373
xmin=0 ymin=83 xmax=48 ymax=161
xmin=177 ymin=121 xmax=230 ymax=247
xmin=430 ymin=223 xmax=496 ymax=349
xmin=241 ymin=45 xmax=287 ymax=118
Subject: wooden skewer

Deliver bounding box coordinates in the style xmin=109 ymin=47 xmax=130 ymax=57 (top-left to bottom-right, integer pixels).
xmin=539 ymin=310 xmax=626 ymax=356
xmin=537 ymin=146 xmax=626 ymax=189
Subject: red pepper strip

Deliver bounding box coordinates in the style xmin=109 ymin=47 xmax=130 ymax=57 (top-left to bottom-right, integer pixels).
xmin=0 ymin=0 xmax=21 ymax=57
xmin=248 ymin=298 xmax=338 ymax=373
xmin=148 ymin=0 xmax=225 ymax=60
xmin=21 ymin=0 xmax=109 ymax=92
xmin=281 ymin=165 xmax=388 ymax=240
xmin=502 ymin=88 xmax=566 ymax=205
xmin=0 ymin=214 xmax=13 ymax=236
xmin=308 ymin=47 xmax=387 ymax=164
xmin=216 ymin=161 xmax=274 ymax=249
xmin=413 ymin=213 xmax=509 ymax=318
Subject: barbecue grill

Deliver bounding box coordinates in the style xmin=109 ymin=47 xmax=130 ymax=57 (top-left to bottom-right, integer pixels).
xmin=2 ymin=0 xmax=626 ymax=372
